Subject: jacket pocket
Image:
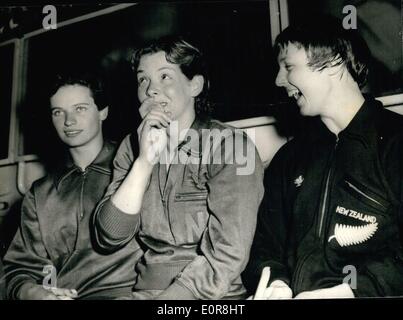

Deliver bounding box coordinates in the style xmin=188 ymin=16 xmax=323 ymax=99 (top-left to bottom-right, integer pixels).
xmin=326 ymin=175 xmax=395 ymax=256
xmin=174 ymin=191 xmax=208 ymax=202
xmin=171 ymin=190 xmax=209 ymax=244
xmin=342 ymin=175 xmax=390 ymax=213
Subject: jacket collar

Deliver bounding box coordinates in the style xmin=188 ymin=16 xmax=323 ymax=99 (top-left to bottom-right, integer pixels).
xmin=307 ymin=96 xmax=382 ymax=144
xmin=338 ymin=96 xmax=382 ymax=141
xmin=54 ymin=140 xmax=116 ymax=190
xmin=176 ymin=116 xmax=211 ymax=158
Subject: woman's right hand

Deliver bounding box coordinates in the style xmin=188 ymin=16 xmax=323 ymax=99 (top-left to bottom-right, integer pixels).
xmin=137 ymin=99 xmax=172 ymax=166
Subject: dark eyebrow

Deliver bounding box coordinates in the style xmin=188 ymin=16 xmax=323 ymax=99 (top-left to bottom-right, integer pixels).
xmin=73 ymin=103 xmax=89 ymax=107
xmin=50 ymin=103 xmax=89 ymax=110
xmin=137 ymin=67 xmax=174 ymax=74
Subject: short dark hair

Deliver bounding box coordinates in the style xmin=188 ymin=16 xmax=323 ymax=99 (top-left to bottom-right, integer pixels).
xmin=131 ymin=35 xmax=212 ymax=116
xmin=274 ymin=16 xmax=370 ymax=88
xmin=49 ymin=72 xmax=109 ymax=110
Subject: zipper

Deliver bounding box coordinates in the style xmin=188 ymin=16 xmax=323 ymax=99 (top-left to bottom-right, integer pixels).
xmin=175 ymin=192 xmax=208 ymax=202
xmin=292 ymin=247 xmax=316 ymax=294
xmin=344 ymin=180 xmax=387 ymax=209
xmin=71 ymin=168 xmax=87 ymax=251
xmin=365 ymin=267 xmax=386 ymax=296
xmin=91 ymin=165 xmax=111 ymax=175
xmin=162 ymin=162 xmax=177 ymax=242
xmin=318 ymin=137 xmax=339 ymax=238
xmin=318 ymin=169 xmax=332 ymax=237
xmin=79 ymin=168 xmax=88 ymax=220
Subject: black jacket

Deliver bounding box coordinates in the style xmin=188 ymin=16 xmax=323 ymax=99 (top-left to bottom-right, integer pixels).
xmin=243 ymin=97 xmax=403 ymax=297
xmin=0 ymin=258 xmax=5 ymax=300
xmin=4 ymin=141 xmax=143 ymax=299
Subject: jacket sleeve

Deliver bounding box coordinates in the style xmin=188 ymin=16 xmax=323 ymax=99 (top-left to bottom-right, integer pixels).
xmin=0 ymin=251 xmax=6 ymax=300
xmin=353 ymin=254 xmax=403 ymax=297
xmin=93 ymin=135 xmax=140 ymax=253
xmin=352 ymin=132 xmax=403 ymax=297
xmin=242 ymin=145 xmax=291 ymax=294
xmin=158 ymin=131 xmax=265 ymax=300
xmin=3 ymin=187 xmax=54 ymax=300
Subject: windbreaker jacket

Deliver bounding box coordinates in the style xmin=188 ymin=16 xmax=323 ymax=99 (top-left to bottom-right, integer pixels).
xmin=94 ymin=117 xmax=264 ymax=299
xmin=4 ymin=141 xmax=143 ymax=300
xmin=0 ymin=258 xmax=5 ymax=300
xmin=243 ymin=97 xmax=403 ymax=297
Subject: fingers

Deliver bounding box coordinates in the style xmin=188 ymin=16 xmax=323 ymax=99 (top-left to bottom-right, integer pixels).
xmin=268 ymin=281 xmax=293 ymax=299
xmin=43 ymin=293 xmax=74 ymax=300
xmin=139 ymin=98 xmax=157 ymax=118
xmin=137 ymin=123 xmax=168 ymax=165
xmin=294 ymin=284 xmax=354 ymax=299
xmin=145 ymin=116 xmax=170 ymax=129
xmin=19 ymin=284 xmax=77 ymax=300
xmin=39 ymin=288 xmax=60 ymax=300
xmin=294 ymin=291 xmax=312 ymax=299
xmin=136 ymin=101 xmax=172 ymax=165
xmin=267 ymin=286 xmax=292 ymax=299
xmin=137 ymin=117 xmax=170 ymax=157
xmin=139 ymin=99 xmax=172 ymax=120
xmin=137 ymin=110 xmax=171 ymax=139
xmin=147 ymin=128 xmax=168 ymax=164
xmin=137 ymin=120 xmax=165 ymax=146
xmin=146 ymin=109 xmax=172 ymax=126
xmin=137 ymin=100 xmax=172 ymax=146
xmin=261 ymin=287 xmax=275 ymax=299
xmin=254 ymin=286 xmax=291 ymax=300
xmin=44 ymin=293 xmax=59 ymax=300
xmin=57 ymin=296 xmax=75 ymax=300
xmin=253 ymin=278 xmax=293 ymax=300
xmin=50 ymin=287 xmax=78 ymax=298
xmin=254 ymin=266 xmax=271 ymax=300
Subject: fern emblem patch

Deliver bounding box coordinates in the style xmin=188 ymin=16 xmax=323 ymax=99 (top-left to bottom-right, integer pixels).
xmin=328 ymin=223 xmax=378 ymax=247
xmin=294 ymin=175 xmax=304 ymax=187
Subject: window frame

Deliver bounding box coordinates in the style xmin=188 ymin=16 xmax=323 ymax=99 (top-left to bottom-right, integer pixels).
xmin=4 ymin=1 xmax=401 ymax=161
xmin=0 ymin=39 xmax=20 ymax=166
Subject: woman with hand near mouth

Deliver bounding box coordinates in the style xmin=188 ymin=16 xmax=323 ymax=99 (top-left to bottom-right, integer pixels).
xmin=93 ymin=36 xmax=264 ymax=300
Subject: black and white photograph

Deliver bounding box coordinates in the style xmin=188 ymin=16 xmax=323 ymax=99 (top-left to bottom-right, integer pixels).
xmin=0 ymin=0 xmax=402 ymax=312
